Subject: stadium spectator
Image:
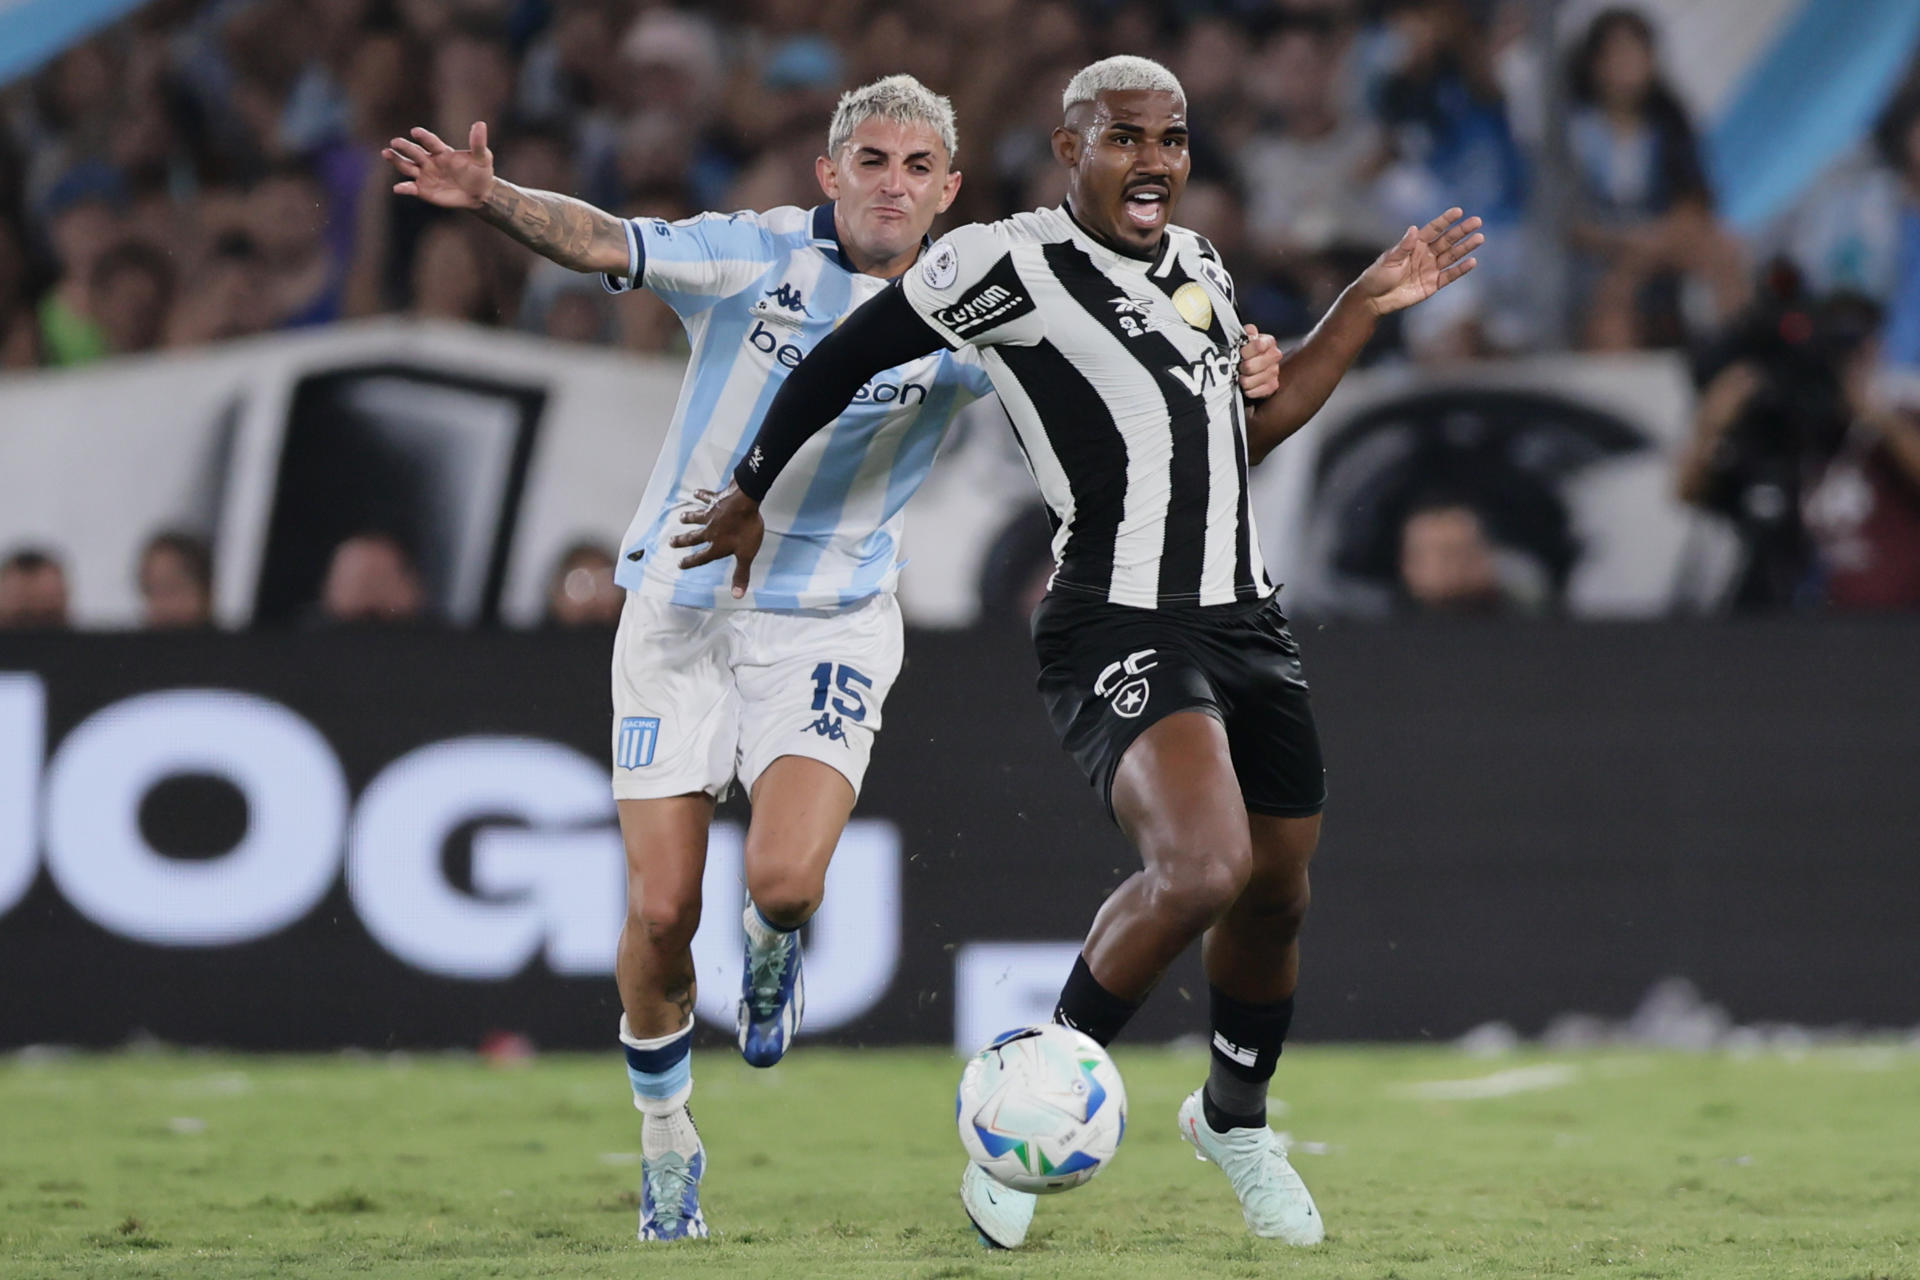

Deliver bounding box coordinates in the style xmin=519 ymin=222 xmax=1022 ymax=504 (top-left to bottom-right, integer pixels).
xmin=90 ymin=240 xmax=173 ymax=357
xmin=1772 ymin=88 xmax=1920 ymax=352
xmin=319 ymin=532 xmax=425 ymax=624
xmin=164 ymin=229 xmax=273 ymax=348
xmin=1238 ymin=16 xmax=1393 ymax=270
xmin=1561 ymin=8 xmax=1746 ymax=351
xmin=137 ymin=531 xmax=214 ymax=630
xmin=0 ymin=548 xmax=71 ymax=630
xmin=250 ymin=165 xmax=347 ymax=329
xmin=1366 ymin=0 xmax=1530 ymax=355
xmin=544 ymin=542 xmax=622 ymax=628
xmin=1398 ymin=501 xmax=1510 ymax=615
xmin=33 ymin=167 xmax=124 ymax=367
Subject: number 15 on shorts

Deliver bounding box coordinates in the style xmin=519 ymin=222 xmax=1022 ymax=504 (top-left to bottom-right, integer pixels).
xmin=810 ymin=662 xmax=872 ymax=722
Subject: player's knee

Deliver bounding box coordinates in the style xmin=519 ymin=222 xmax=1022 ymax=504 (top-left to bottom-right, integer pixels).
xmin=1144 ymin=841 xmax=1250 ymax=930
xmin=631 ymin=885 xmax=702 ymax=951
xmin=1247 ymin=870 xmax=1311 ymax=936
xmin=746 ymin=863 xmax=825 ymax=929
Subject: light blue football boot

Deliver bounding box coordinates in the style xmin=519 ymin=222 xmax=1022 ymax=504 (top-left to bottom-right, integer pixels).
xmin=1177 ymin=1087 xmax=1324 ymax=1244
xmin=737 ymin=905 xmax=805 ymax=1068
xmin=960 ymin=1161 xmax=1035 ymax=1248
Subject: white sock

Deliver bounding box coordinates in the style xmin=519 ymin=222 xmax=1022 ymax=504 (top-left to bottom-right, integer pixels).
xmin=639 ymin=1086 xmax=700 ymax=1160
xmin=743 ymin=901 xmax=793 ymax=953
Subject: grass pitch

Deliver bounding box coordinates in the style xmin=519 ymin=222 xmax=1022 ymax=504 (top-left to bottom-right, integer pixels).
xmin=2 ymin=1043 xmax=1916 ymax=1279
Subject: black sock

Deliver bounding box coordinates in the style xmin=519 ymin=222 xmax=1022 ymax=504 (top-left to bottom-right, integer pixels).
xmin=1052 ymin=954 xmax=1140 ymax=1047
xmin=1203 ymin=987 xmax=1294 ymax=1130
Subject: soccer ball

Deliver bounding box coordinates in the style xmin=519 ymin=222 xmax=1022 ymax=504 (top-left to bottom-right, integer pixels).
xmin=956 ymin=1024 xmax=1127 ymax=1194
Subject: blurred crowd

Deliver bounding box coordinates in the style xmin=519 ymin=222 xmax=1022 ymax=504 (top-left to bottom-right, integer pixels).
xmin=3 ymin=0 xmax=1920 ymax=621
xmin=0 ymin=531 xmax=623 ymax=629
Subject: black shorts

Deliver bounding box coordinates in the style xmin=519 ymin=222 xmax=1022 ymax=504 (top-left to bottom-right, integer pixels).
xmin=1032 ymin=590 xmax=1326 ymax=824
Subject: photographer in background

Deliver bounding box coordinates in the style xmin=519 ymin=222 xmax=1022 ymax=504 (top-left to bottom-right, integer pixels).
xmin=1802 ymin=359 xmax=1920 ymax=612
xmin=1678 ymin=267 xmax=1920 ymax=611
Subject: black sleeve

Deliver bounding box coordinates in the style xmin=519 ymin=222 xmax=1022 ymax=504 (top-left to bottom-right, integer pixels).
xmin=732 ymin=284 xmax=948 ymax=501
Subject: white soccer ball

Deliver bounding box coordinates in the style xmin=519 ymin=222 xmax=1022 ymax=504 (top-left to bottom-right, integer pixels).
xmin=956 ymin=1024 xmax=1128 ymax=1194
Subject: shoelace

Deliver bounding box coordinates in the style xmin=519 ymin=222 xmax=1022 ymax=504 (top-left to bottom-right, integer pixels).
xmin=746 ymin=934 xmax=792 ymax=1018
xmin=644 ymin=1154 xmax=696 ymax=1232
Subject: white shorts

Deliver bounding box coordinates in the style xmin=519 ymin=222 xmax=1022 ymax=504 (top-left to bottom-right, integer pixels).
xmin=609 ymin=591 xmax=904 ymax=802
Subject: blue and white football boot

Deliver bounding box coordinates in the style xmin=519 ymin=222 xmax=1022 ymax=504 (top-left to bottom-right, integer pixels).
xmin=637 ymin=1113 xmax=709 ymax=1242
xmin=737 ymin=904 xmax=805 ymax=1068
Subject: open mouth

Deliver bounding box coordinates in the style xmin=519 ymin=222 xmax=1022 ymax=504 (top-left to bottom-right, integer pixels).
xmin=1123 ymin=187 xmax=1168 ymax=230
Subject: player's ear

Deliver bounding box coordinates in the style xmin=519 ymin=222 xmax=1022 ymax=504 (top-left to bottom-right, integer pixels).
xmin=937 ymin=167 xmax=962 ymax=213
xmin=1051 ymin=125 xmax=1084 ymax=171
xmin=815 ymin=153 xmax=840 ymax=200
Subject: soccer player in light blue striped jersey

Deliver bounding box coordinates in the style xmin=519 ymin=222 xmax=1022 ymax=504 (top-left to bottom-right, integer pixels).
xmin=383 ymin=75 xmax=991 ymax=1242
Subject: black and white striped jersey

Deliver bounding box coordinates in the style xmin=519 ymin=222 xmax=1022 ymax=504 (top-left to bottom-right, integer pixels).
xmin=900 ymin=205 xmax=1272 ymax=610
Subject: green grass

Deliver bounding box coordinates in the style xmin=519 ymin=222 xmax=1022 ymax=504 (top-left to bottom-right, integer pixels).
xmin=2 ymin=1044 xmax=1917 ymax=1278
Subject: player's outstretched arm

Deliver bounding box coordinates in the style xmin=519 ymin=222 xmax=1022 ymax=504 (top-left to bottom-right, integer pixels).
xmin=671 ymin=286 xmax=946 ymax=597
xmin=1244 ymin=207 xmax=1483 ymax=464
xmin=382 ymin=122 xmax=629 ymax=276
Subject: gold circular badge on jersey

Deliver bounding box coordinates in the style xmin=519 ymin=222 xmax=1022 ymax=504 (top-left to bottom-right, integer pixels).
xmin=1172 ymin=281 xmax=1212 ymax=331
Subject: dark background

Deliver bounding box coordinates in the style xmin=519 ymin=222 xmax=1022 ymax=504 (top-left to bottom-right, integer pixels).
xmin=1 ymin=618 xmax=1915 ymax=1049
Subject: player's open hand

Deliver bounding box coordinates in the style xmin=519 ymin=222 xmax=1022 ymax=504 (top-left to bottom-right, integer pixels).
xmin=1238 ymin=325 xmax=1281 ymax=400
xmin=671 ymin=484 xmax=764 ymax=599
xmin=1355 ymin=207 xmax=1483 ymax=317
xmin=383 ymin=122 xmax=495 ymax=210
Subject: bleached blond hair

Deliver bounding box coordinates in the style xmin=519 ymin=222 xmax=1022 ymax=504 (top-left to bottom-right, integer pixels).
xmin=1061 ymin=55 xmax=1185 ymax=115
xmin=827 ymin=74 xmax=959 ymax=163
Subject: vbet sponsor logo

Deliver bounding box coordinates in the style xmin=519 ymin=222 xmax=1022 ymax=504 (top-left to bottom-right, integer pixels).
xmin=0 ymin=673 xmax=901 ymax=1035
xmin=746 ymin=320 xmax=929 ymax=404
xmin=1168 ymin=346 xmax=1235 ymax=396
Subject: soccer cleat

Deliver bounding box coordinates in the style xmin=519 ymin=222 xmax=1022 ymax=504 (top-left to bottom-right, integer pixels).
xmin=736 ymin=906 xmax=805 ymax=1068
xmin=1177 ymin=1088 xmax=1325 ymax=1245
xmin=961 ymin=1160 xmax=1035 ymax=1249
xmin=637 ymin=1147 xmax=708 ymax=1242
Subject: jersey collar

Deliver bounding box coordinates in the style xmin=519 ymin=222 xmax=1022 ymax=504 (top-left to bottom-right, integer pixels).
xmin=810 ymin=202 xmax=935 ymax=276
xmin=1060 ymin=200 xmax=1173 ymax=273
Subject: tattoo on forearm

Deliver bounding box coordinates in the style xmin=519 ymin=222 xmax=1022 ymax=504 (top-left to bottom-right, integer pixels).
xmin=477 ymin=180 xmax=625 ymax=274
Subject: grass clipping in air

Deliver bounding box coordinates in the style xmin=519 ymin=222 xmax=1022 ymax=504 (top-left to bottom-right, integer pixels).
xmin=2 ymin=1044 xmax=1916 ymax=1278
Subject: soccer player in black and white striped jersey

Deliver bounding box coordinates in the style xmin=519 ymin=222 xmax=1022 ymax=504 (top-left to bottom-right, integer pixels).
xmin=679 ymin=54 xmax=1483 ymax=1248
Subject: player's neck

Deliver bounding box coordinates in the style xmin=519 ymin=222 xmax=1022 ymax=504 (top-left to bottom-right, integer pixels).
xmin=843 ymin=243 xmax=921 ymax=279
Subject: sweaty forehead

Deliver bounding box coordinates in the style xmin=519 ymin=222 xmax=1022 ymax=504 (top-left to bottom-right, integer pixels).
xmin=1084 ymin=89 xmax=1186 ymax=130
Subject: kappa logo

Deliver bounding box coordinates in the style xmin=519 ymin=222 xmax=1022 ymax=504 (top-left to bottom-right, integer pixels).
xmin=806 ymin=712 xmax=849 ymax=743
xmin=764 ymin=282 xmax=806 ymax=313
xmin=1095 ymin=648 xmax=1157 ymax=719
xmin=922 ymin=241 xmax=959 ymax=290
xmin=1168 ymin=347 xmax=1235 ymax=396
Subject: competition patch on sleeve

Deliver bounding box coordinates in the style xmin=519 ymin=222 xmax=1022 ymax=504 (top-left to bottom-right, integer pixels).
xmin=922 ymin=240 xmax=959 ymax=290
xmin=933 ymin=257 xmax=1035 ymax=340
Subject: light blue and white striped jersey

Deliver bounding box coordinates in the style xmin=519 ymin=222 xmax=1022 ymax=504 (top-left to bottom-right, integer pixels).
xmin=603 ymin=203 xmax=994 ymax=610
